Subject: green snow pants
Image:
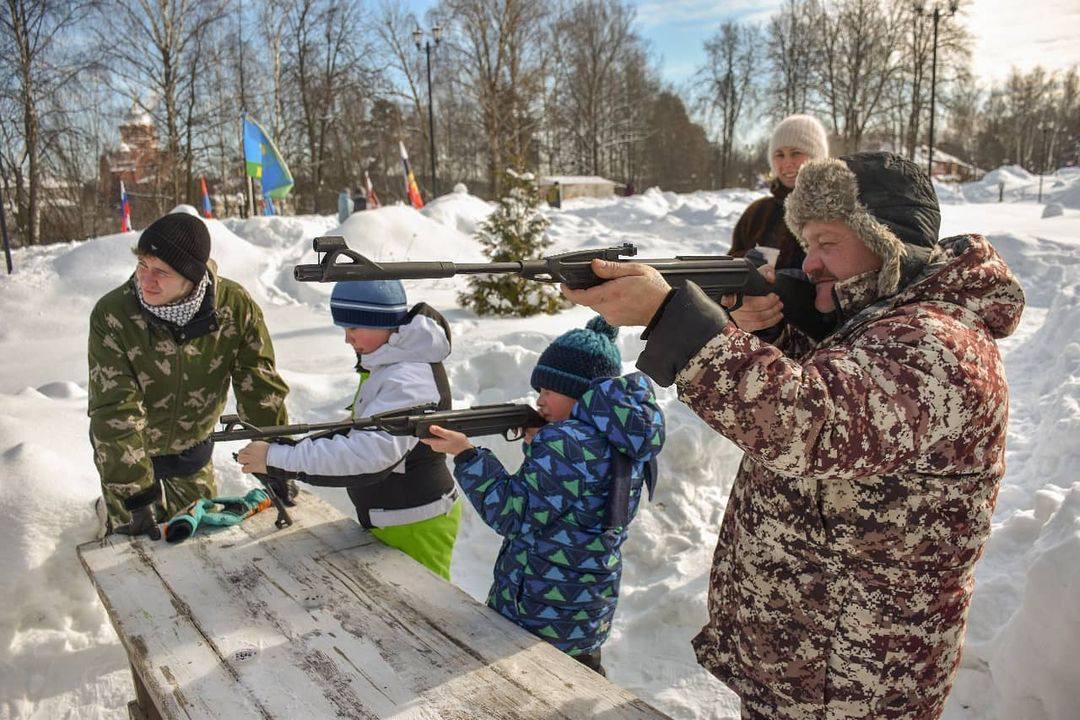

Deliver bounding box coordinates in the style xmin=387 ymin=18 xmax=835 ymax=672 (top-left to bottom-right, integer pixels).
xmin=370 ymin=500 xmax=461 ymax=580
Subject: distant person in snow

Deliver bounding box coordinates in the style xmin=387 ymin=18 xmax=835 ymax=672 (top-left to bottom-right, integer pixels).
xmin=422 ymin=317 xmax=665 ymax=675
xmin=337 ymin=187 xmax=353 ymax=225
xmin=235 ymin=280 xmax=461 ymax=579
xmin=88 ymin=212 xmax=290 ymax=539
xmin=564 ymin=152 xmax=1026 ymax=718
xmin=352 ymin=187 xmax=367 ymax=213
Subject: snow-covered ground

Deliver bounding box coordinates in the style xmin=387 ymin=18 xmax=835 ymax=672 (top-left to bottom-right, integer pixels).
xmin=1 ymin=176 xmax=1078 ymax=719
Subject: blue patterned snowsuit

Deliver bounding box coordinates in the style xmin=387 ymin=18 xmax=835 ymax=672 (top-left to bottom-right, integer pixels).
xmin=453 ymin=372 xmax=665 ymax=656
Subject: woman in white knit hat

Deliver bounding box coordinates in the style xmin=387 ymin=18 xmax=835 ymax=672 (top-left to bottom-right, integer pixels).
xmin=728 ymin=114 xmax=829 ymax=272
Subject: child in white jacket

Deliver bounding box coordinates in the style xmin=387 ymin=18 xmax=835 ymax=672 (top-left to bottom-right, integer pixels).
xmin=237 ymin=279 xmax=460 ymax=578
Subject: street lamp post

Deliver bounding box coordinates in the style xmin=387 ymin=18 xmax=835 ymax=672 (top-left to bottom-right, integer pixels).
xmin=414 ymin=25 xmax=441 ymax=199
xmin=915 ymin=0 xmax=959 ymax=179
xmin=0 ymin=180 xmax=12 ymax=274
xmin=1038 ymin=121 xmax=1053 ymax=203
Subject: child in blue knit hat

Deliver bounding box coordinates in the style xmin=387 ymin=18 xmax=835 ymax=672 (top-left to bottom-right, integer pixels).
xmin=423 ymin=315 xmax=665 ymax=674
xmin=237 ymin=279 xmax=461 ymax=578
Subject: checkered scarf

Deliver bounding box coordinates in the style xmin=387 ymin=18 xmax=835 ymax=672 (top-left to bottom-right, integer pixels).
xmin=133 ymin=272 xmax=211 ymax=327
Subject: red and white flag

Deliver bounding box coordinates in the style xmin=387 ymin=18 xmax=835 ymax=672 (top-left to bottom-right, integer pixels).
xmin=364 ymin=170 xmax=381 ymax=209
xmin=399 ymin=141 xmax=424 ymax=209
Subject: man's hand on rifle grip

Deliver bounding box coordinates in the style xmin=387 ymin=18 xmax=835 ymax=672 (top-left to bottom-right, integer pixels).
xmin=721 ymin=266 xmax=783 ymax=332
xmin=561 ymin=259 xmax=671 ymax=326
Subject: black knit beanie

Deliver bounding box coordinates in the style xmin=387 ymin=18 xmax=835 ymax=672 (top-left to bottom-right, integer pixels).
xmin=137 ymin=213 xmax=211 ymax=283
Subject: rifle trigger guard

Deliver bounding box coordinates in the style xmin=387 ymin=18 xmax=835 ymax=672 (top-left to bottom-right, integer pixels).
xmin=727 ymin=293 xmax=744 ymax=311
xmin=504 ymin=427 xmax=525 ymax=442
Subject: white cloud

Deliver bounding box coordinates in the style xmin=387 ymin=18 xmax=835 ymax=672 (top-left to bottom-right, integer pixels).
xmin=962 ymin=0 xmax=1080 ymax=84
xmin=634 ymin=0 xmax=783 ymax=28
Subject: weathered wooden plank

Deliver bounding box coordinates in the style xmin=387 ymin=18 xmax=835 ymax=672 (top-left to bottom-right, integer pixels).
xmin=78 ymin=535 xmax=275 ymax=719
xmin=79 ymin=490 xmax=671 ymax=720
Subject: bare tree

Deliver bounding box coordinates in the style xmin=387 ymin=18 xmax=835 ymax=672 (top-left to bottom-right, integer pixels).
xmin=281 ymin=0 xmax=369 ymax=212
xmin=816 ymin=0 xmax=904 ymax=153
xmin=95 ymin=0 xmax=227 ymax=209
xmin=698 ymin=21 xmax=758 ymax=188
xmin=438 ymin=0 xmax=550 ymax=196
xmin=0 ymin=0 xmax=88 ymax=244
xmin=549 ymin=0 xmax=636 ymax=176
xmin=765 ymin=0 xmax=822 ymax=120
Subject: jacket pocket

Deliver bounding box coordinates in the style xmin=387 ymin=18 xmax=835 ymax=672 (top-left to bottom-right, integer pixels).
xmin=826 ymin=576 xmax=970 ymax=717
xmin=824 ymin=580 xmax=892 ymax=710
xmin=730 ymin=532 xmax=833 ymax=709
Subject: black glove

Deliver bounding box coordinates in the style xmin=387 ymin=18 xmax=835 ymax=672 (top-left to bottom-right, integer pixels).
xmin=113 ymin=504 xmax=162 ymax=540
xmin=262 ymin=474 xmax=299 ymax=507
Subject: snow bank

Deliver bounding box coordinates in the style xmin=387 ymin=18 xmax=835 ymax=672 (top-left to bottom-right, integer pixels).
xmin=960 ymin=164 xmax=1080 ymax=208
xmin=421 ymin=189 xmax=493 ymax=236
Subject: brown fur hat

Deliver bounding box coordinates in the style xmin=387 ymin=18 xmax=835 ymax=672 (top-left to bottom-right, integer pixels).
xmin=785 ymin=152 xmax=940 ymax=296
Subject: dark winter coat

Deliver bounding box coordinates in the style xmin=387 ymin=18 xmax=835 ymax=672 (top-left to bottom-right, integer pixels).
xmin=728 ymin=179 xmax=805 ymax=272
xmin=453 ymin=373 xmax=665 ymax=657
xmin=637 ymin=234 xmax=1025 ymax=719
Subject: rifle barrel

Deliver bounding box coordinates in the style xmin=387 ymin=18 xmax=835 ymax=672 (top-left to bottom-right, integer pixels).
xmin=452 ymin=262 xmax=524 ymax=274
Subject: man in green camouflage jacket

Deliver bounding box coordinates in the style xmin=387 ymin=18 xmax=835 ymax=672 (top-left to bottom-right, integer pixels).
xmin=88 ymin=212 xmax=289 ymax=537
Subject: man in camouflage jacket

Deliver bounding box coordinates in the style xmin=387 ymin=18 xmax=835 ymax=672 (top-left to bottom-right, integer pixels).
xmin=564 ymin=152 xmax=1025 ymax=719
xmin=88 ymin=213 xmax=289 ymax=536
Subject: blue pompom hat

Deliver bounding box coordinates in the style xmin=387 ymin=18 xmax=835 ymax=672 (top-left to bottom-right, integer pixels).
xmin=531 ymin=316 xmax=622 ymax=399
xmin=330 ymin=279 xmax=409 ymax=328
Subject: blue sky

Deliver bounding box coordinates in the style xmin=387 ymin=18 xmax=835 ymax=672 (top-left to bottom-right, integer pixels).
xmin=629 ymin=0 xmax=783 ymax=86
xmin=404 ymin=0 xmax=1080 ymax=88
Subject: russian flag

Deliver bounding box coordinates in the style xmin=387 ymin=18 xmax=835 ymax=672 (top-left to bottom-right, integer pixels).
xmin=120 ymin=181 xmax=132 ymax=232
xmin=200 ymin=176 xmax=213 ymax=218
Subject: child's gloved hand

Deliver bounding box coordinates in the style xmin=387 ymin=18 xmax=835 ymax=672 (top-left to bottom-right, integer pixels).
xmin=421 ymin=425 xmax=474 ymax=457
xmin=236 ymin=441 xmax=270 ymax=474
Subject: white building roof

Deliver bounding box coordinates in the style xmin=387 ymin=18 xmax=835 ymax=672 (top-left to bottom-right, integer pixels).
xmin=539 ymin=175 xmax=617 ymax=186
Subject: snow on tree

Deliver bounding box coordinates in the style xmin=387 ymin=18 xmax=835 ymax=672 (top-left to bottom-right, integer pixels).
xmin=459 ymin=169 xmax=567 ymax=317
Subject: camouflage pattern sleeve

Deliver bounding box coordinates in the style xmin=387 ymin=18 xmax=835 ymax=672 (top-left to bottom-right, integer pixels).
xmin=230 ymin=295 xmax=289 ymax=427
xmin=87 ymin=303 xmax=155 ymax=508
xmin=674 ymin=310 xmax=996 ymax=481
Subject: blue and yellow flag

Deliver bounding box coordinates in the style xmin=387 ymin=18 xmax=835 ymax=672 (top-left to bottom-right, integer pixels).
xmin=243 ymin=116 xmax=293 ymax=200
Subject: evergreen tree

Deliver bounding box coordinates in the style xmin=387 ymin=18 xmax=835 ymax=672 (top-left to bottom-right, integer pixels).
xmin=459 ymin=170 xmax=567 ymax=317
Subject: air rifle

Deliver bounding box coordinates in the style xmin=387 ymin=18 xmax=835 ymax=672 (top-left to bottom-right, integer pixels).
xmin=212 ymin=403 xmax=544 ymax=529
xmin=293 ymin=237 xmax=773 ymax=309
xmin=211 ymin=402 xmax=544 ymax=445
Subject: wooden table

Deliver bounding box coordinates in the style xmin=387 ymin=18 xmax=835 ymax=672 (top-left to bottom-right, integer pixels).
xmin=78 ymin=491 xmax=670 ymax=720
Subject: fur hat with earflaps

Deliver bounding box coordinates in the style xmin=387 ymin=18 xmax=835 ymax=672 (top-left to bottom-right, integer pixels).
xmin=784 ymin=151 xmax=940 ymax=296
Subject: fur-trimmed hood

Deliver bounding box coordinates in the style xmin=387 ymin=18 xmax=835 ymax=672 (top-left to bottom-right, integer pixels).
xmin=785 ymin=152 xmax=940 ymax=297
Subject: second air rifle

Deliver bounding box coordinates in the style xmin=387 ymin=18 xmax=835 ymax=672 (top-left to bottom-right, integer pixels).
xmin=211 ymin=402 xmax=545 ymax=445
xmin=293 ymin=237 xmax=775 ymax=309
xmin=212 ymin=403 xmax=545 ymax=529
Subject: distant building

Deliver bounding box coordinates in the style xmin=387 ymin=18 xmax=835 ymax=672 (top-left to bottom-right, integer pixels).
xmin=538 ymin=175 xmax=617 ymax=202
xmin=98 ymin=104 xmax=170 ymax=208
xmin=864 ymin=142 xmax=982 ymax=183
xmin=914 ymin=147 xmax=983 ymax=182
